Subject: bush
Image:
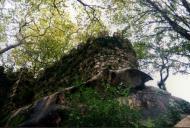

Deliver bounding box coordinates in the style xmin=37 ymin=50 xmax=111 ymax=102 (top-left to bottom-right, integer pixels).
xmin=63 ymin=86 xmax=141 ymax=127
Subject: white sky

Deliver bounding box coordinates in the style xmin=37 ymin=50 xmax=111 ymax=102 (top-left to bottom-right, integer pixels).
xmin=147 ymin=74 xmax=190 ymax=102
xmin=167 ymin=74 xmax=190 ymax=102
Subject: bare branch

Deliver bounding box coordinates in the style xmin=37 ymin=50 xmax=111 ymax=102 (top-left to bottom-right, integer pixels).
xmin=0 ymin=42 xmax=24 ymax=54
xmin=181 ymin=0 xmax=190 ymax=15
xmin=144 ymin=0 xmax=190 ymax=41
xmin=76 ymin=0 xmax=106 ymax=9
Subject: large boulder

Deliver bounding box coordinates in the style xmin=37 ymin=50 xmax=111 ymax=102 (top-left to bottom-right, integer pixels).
xmin=6 ymin=91 xmax=69 ymax=127
xmin=118 ymin=87 xmax=190 ymax=121
xmin=174 ymin=115 xmax=190 ymax=127
xmin=84 ymin=68 xmax=153 ymax=90
xmin=36 ymin=36 xmax=138 ymax=96
xmin=2 ymin=36 xmax=190 ymax=127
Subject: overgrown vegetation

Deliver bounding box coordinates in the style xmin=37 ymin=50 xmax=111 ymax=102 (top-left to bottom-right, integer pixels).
xmin=62 ymin=85 xmax=141 ymax=127
xmin=0 ymin=67 xmax=184 ymax=127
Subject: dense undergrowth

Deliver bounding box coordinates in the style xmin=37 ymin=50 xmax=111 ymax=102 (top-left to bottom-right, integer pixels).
xmin=62 ymin=86 xmax=141 ymax=127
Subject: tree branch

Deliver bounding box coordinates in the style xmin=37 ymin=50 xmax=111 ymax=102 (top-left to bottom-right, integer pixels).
xmin=181 ymin=0 xmax=190 ymax=15
xmin=145 ymin=0 xmax=190 ymax=41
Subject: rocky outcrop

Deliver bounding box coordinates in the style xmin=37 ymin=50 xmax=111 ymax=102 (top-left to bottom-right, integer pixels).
xmin=6 ymin=85 xmax=190 ymax=127
xmin=118 ymin=87 xmax=190 ymax=121
xmin=6 ymin=88 xmax=72 ymax=127
xmin=6 ymin=92 xmax=67 ymax=127
xmin=36 ymin=36 xmax=138 ymax=96
xmin=2 ymin=36 xmax=190 ymax=127
xmin=84 ymin=68 xmax=153 ymax=90
xmin=175 ymin=115 xmax=190 ymax=128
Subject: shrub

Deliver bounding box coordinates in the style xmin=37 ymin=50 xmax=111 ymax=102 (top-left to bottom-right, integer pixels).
xmin=64 ymin=86 xmax=141 ymax=127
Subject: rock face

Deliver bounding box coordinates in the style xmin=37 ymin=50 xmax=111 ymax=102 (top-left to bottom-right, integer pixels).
xmin=37 ymin=36 xmax=138 ymax=96
xmin=6 ymin=86 xmax=190 ymax=127
xmin=175 ymin=115 xmax=190 ymax=127
xmin=118 ymin=87 xmax=190 ymax=120
xmin=85 ymin=68 xmax=153 ymax=89
xmin=7 ymin=92 xmax=68 ymax=127
xmin=109 ymin=68 xmax=153 ymax=88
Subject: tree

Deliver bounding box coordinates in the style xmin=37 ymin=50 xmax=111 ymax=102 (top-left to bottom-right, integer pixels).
xmin=8 ymin=0 xmax=107 ymax=72
xmin=0 ymin=0 xmax=106 ymax=55
xmin=134 ymin=32 xmax=190 ymax=90
xmin=158 ymin=56 xmax=169 ymax=91
xmin=105 ymin=0 xmax=190 ymax=88
xmin=139 ymin=0 xmax=190 ymax=41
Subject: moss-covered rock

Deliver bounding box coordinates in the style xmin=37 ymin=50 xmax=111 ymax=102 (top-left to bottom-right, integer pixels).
xmin=36 ymin=36 xmax=138 ymax=97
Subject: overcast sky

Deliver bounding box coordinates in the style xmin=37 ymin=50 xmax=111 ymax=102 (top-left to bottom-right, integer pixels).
xmin=147 ymin=73 xmax=190 ymax=102
xmin=167 ymin=74 xmax=190 ymax=102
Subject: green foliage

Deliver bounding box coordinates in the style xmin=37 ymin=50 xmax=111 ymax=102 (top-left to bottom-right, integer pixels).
xmin=104 ymin=82 xmax=131 ymax=97
xmin=0 ymin=111 xmax=11 ymax=126
xmin=153 ymin=115 xmax=169 ymax=128
xmin=143 ymin=118 xmax=155 ymax=128
xmin=65 ymin=86 xmax=141 ymax=127
xmin=7 ymin=114 xmax=26 ymax=127
xmin=9 ymin=0 xmax=107 ymax=72
xmin=171 ymin=41 xmax=190 ymax=57
xmin=12 ymin=36 xmax=67 ymax=72
xmin=143 ymin=107 xmax=181 ymax=128
xmin=0 ymin=24 xmax=6 ymax=42
xmin=11 ymin=5 xmax=79 ymax=72
xmin=133 ymin=41 xmax=150 ymax=59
